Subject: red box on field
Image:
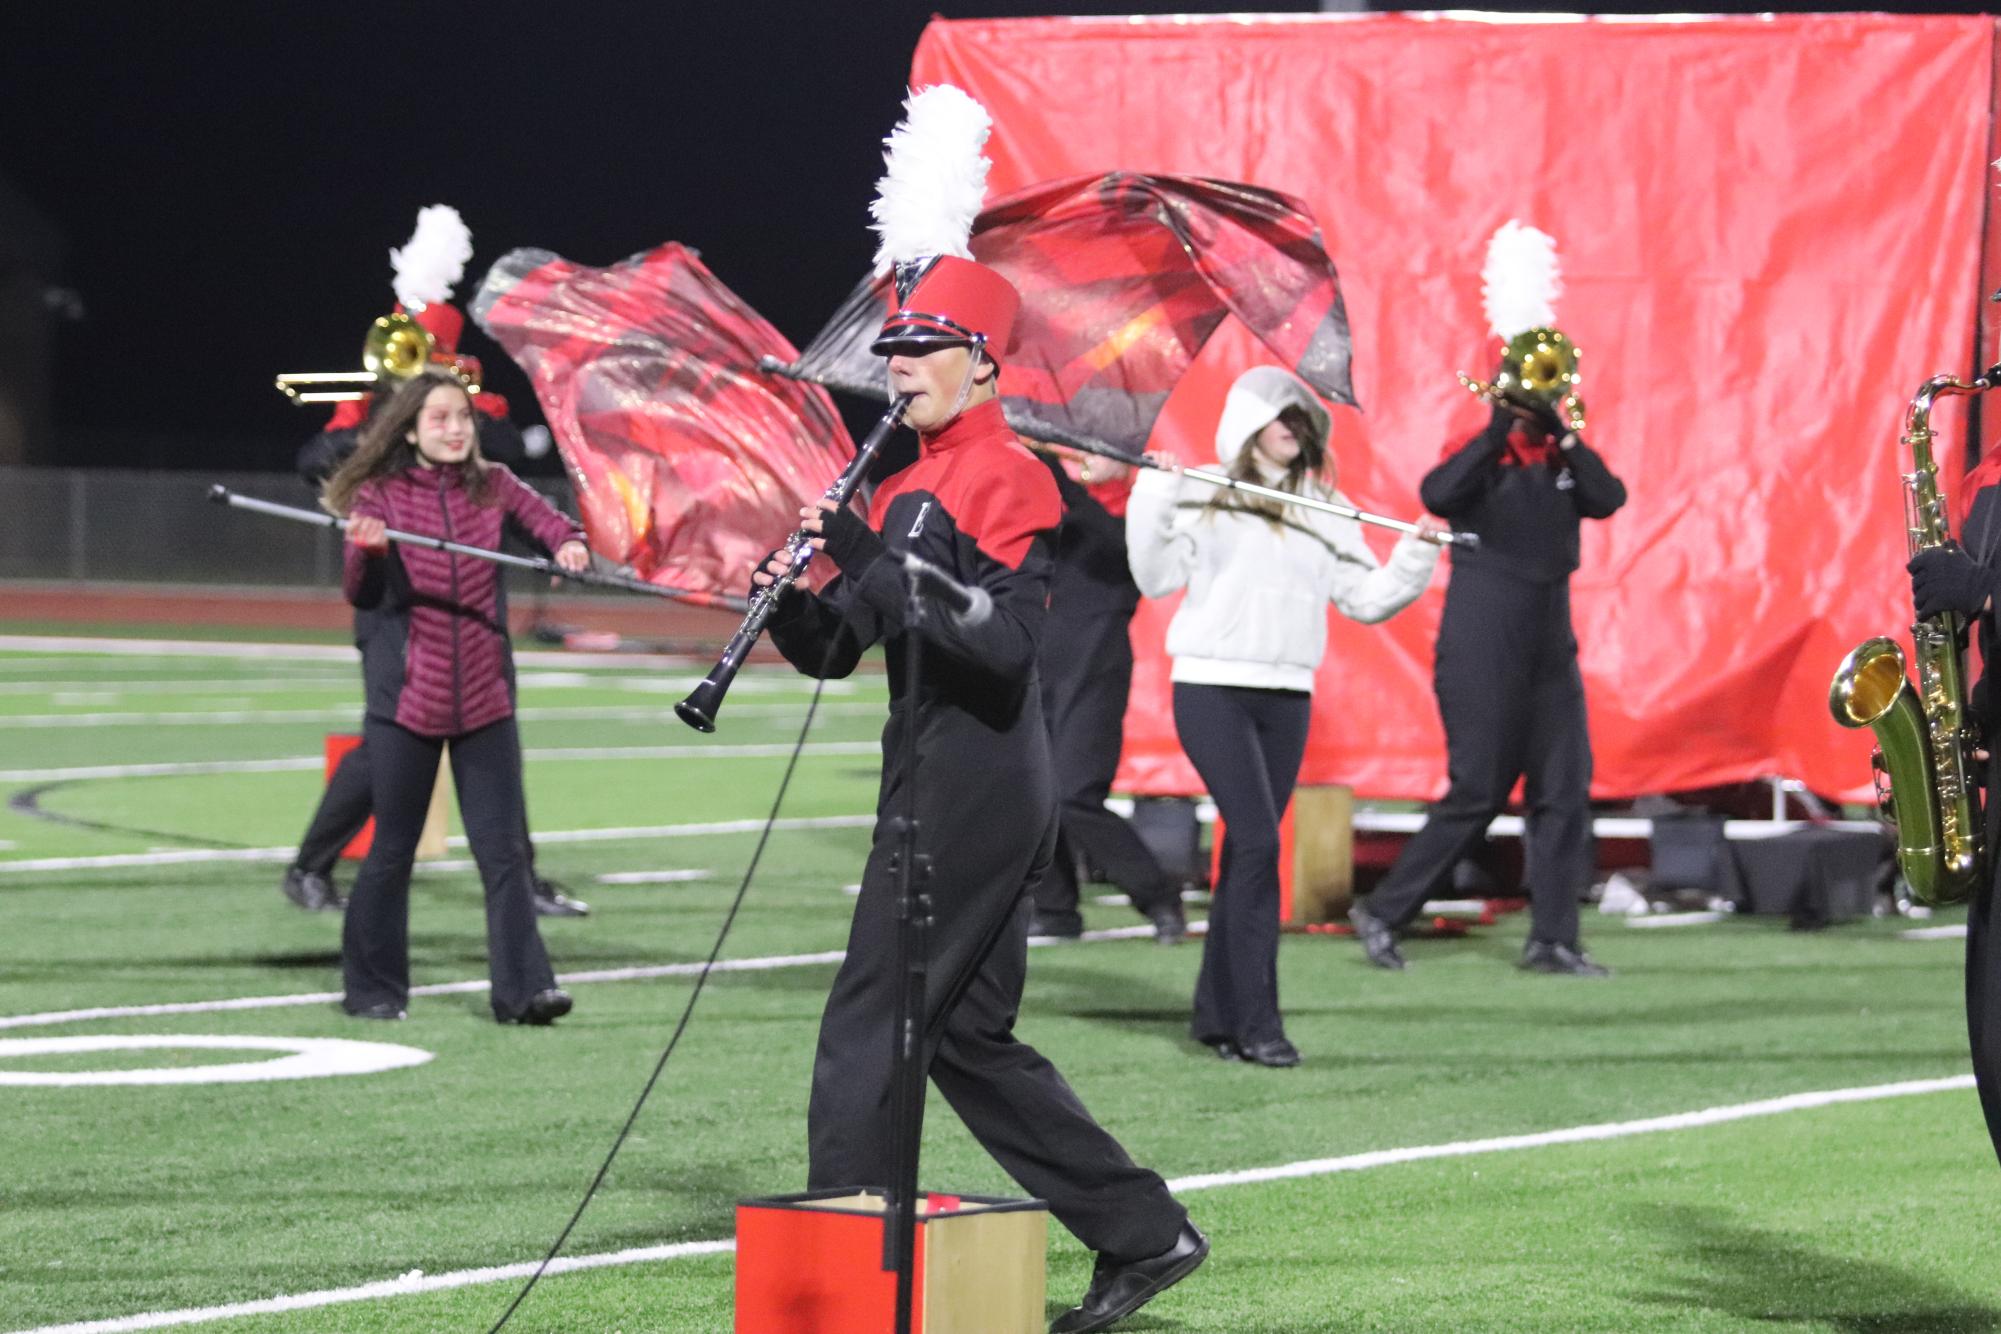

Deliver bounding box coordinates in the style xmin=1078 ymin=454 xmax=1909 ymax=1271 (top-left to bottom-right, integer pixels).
xmin=734 ymin=1188 xmax=1045 ymax=1333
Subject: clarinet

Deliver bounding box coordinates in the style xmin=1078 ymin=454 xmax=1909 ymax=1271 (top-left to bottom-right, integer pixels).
xmin=675 ymin=395 xmax=912 ymax=732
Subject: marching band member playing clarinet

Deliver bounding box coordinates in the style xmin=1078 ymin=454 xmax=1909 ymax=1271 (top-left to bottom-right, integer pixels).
xmin=1128 ymin=366 xmax=1440 ymax=1067
xmin=322 ymin=368 xmax=587 ymax=1024
xmin=754 ymin=86 xmax=1204 ymax=1334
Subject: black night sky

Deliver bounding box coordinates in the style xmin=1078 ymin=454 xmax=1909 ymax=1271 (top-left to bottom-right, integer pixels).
xmin=3 ymin=0 xmax=1983 ymax=471
xmin=3 ymin=2 xmax=1325 ymax=471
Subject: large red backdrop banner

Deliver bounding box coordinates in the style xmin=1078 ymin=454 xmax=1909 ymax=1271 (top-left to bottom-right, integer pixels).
xmin=911 ymin=12 xmax=1998 ymax=802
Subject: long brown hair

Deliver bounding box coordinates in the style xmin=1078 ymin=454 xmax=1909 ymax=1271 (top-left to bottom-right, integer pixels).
xmin=1202 ymin=404 xmax=1330 ymax=526
xmin=321 ymin=370 xmax=491 ymax=516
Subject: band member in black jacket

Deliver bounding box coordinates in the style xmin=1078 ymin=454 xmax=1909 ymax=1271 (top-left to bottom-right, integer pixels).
xmin=1909 ymin=454 xmax=2001 ymax=1166
xmin=1028 ymin=453 xmax=1188 ymax=944
xmin=757 ymin=250 xmax=1204 ymax=1334
xmin=1350 ymin=399 xmax=1625 ymax=974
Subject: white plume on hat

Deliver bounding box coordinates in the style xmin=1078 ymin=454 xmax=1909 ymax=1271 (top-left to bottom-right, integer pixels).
xmin=869 ymin=84 xmax=993 ymax=273
xmin=1480 ymin=219 xmax=1561 ymax=341
xmin=390 ymin=205 xmax=473 ymax=311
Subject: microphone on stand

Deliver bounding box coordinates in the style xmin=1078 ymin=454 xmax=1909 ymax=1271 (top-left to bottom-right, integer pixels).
xmin=899 ymin=551 xmax=992 ymax=627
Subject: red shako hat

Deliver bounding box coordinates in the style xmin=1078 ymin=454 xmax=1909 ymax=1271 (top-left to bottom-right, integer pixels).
xmin=872 ymin=254 xmax=1018 ymax=362
xmin=401 ymin=300 xmax=465 ymax=355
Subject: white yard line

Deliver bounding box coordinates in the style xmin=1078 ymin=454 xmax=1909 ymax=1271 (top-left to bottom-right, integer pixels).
xmin=6 ymin=1073 xmax=1975 ymax=1334
xmin=0 ymin=678 xmax=358 ymax=696
xmin=0 ymin=926 xmax=1167 ymax=1032
xmin=0 ymin=674 xmax=850 ymax=701
xmin=0 ymin=743 xmax=881 ymax=784
xmin=0 ymin=703 xmax=876 ymax=728
xmin=0 ymin=633 xmax=870 ymax=677
xmin=7 ymin=1238 xmax=740 ymax=1334
xmin=0 ymin=814 xmax=879 ymax=875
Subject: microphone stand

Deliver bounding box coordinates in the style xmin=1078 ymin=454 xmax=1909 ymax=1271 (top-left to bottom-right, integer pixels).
xmin=884 ymin=560 xmax=934 ymax=1334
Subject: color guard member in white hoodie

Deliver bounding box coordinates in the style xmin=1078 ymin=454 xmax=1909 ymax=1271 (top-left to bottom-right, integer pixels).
xmin=1128 ymin=366 xmax=1439 ymax=1066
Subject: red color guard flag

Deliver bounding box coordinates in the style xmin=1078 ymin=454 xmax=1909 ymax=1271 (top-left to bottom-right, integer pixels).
xmin=784 ymin=172 xmax=1352 ymax=456
xmin=473 ymin=243 xmax=859 ymax=597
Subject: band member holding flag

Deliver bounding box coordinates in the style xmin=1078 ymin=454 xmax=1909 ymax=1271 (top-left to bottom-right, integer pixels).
xmin=278 ymin=205 xmax=586 ymax=921
xmin=754 ymin=85 xmax=1204 ymax=1334
xmin=1129 ymin=366 xmax=1440 ymax=1067
xmin=323 ymin=368 xmax=585 ymax=1025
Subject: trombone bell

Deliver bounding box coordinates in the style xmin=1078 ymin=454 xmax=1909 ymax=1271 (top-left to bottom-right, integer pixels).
xmin=275 ymin=312 xmax=480 ymax=405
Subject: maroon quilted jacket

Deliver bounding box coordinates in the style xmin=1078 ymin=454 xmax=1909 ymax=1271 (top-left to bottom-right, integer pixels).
xmin=343 ymin=462 xmax=584 ymax=738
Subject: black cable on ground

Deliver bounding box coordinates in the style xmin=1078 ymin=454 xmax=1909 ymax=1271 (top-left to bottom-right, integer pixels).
xmin=484 ymin=661 xmax=834 ymax=1333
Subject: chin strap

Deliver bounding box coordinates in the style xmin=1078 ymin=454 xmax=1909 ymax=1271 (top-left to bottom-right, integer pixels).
xmin=944 ymin=337 xmax=989 ymax=420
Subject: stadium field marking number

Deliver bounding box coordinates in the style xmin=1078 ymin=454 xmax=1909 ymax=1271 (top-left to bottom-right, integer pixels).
xmin=0 ymin=1034 xmax=432 ymax=1086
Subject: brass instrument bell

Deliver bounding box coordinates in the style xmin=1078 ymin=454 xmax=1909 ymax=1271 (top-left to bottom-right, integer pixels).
xmin=1458 ymin=326 xmax=1585 ymax=432
xmin=276 ymin=312 xmax=481 ymax=404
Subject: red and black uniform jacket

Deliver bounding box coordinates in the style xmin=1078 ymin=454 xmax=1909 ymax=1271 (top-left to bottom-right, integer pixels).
xmin=769 ymin=398 xmax=1064 ymax=731
xmin=1422 ymin=412 xmax=1626 ymax=583
xmin=343 ymin=462 xmax=582 ymax=738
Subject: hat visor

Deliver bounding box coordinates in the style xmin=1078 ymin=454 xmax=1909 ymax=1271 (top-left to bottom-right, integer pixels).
xmin=870 ymin=327 xmax=974 ymax=357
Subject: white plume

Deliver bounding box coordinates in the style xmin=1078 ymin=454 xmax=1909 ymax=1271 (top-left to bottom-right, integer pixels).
xmin=869 ymin=85 xmax=992 ymax=272
xmin=1480 ymin=219 xmax=1562 ymax=340
xmin=390 ymin=205 xmax=473 ymax=310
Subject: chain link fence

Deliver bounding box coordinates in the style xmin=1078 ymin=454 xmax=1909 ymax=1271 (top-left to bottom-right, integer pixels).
xmin=0 ymin=467 xmax=576 ymax=588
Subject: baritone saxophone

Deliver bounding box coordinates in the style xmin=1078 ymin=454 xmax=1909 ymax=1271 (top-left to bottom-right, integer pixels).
xmin=1828 ymin=373 xmax=1990 ymax=905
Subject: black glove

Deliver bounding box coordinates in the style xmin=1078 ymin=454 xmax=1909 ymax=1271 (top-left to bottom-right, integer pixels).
xmin=821 ymin=504 xmax=885 ymax=576
xmin=1908 ymin=544 xmax=1997 ymax=619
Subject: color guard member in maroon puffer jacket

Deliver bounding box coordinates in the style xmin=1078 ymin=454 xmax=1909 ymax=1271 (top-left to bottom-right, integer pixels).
xmin=321 ymin=368 xmax=588 ymax=1024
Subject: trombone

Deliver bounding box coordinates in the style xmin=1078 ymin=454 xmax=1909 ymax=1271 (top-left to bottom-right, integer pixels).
xmin=275 ymin=312 xmax=482 ymax=404
xmin=1457 ymin=326 xmax=1585 ymax=433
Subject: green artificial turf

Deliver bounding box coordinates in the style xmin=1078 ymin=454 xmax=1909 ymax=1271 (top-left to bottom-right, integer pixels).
xmin=3 ymin=642 xmax=1999 ymax=1333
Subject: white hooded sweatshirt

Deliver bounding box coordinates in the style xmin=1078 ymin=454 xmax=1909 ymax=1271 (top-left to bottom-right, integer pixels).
xmin=1126 ymin=367 xmax=1439 ymax=693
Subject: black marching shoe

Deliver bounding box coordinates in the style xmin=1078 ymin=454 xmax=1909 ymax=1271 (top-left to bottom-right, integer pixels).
xmin=533 ymin=878 xmax=590 ymax=918
xmin=1051 ymin=1220 xmax=1209 ymax=1334
xmin=1237 ymin=1036 xmax=1302 ymax=1068
xmin=1519 ymin=940 xmax=1611 ymax=977
xmin=1348 ymin=901 xmax=1406 ymax=970
xmin=342 ymin=1000 xmax=406 ymax=1021
xmin=1196 ymin=1035 xmax=1240 ymax=1061
xmin=1027 ymin=908 xmax=1085 ymax=940
xmin=1143 ymin=897 xmax=1188 ymax=945
xmin=281 ymin=865 xmax=344 ymax=912
xmin=499 ymin=988 xmax=574 ymax=1026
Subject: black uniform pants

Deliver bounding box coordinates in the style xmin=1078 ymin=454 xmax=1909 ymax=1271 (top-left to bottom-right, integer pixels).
xmin=1173 ymin=683 xmax=1311 ymax=1047
xmin=1032 ymin=602 xmax=1177 ymax=921
xmin=1366 ymin=569 xmax=1593 ymax=947
xmin=806 ymin=713 xmax=1186 ymax=1262
xmin=341 ymin=715 xmax=555 ymax=1019
xmin=296 ymin=738 xmax=540 ymax=880
xmin=1969 ymin=757 xmax=2001 ymax=1164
